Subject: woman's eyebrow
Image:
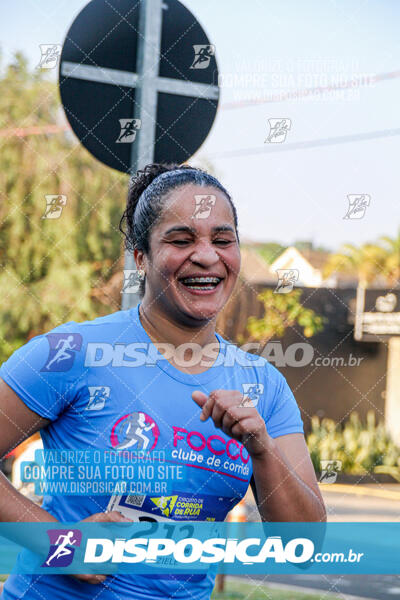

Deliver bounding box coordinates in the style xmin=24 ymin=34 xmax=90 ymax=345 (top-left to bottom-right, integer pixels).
xmin=164 ymin=225 xmax=196 ymax=235
xmin=213 ymin=225 xmax=235 ymax=233
xmin=164 ymin=224 xmax=235 ymax=235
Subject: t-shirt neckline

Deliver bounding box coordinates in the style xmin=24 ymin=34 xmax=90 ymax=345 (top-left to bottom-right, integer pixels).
xmin=128 ymin=303 xmax=224 ymax=385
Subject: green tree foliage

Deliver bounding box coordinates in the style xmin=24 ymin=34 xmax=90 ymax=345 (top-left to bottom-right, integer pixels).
xmin=380 ymin=229 xmax=400 ymax=287
xmin=245 ymin=289 xmax=325 ymax=342
xmin=323 ymin=234 xmax=400 ymax=288
xmin=323 ymin=242 xmax=387 ymax=286
xmin=0 ymin=53 xmax=128 ymax=362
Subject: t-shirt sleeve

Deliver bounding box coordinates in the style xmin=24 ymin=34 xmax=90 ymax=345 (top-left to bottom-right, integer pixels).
xmin=0 ymin=329 xmax=82 ymax=421
xmin=263 ymin=365 xmax=304 ymax=438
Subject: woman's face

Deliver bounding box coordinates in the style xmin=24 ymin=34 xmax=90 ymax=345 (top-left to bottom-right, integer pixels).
xmin=140 ymin=183 xmax=241 ymax=323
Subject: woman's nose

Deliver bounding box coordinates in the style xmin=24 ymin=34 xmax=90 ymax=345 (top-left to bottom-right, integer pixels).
xmin=189 ymin=240 xmax=219 ymax=265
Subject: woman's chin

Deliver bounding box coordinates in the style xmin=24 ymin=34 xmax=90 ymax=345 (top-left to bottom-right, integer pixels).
xmin=176 ymin=294 xmax=222 ymax=322
xmin=170 ymin=280 xmax=229 ymax=321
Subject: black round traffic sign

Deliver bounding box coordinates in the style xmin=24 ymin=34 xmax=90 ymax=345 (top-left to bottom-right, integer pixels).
xmin=59 ymin=0 xmax=219 ymax=173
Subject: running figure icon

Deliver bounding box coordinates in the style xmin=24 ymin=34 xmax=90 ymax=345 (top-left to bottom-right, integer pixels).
xmin=190 ymin=45 xmax=215 ymax=69
xmin=45 ymin=335 xmax=77 ymax=370
xmin=116 ymin=412 xmax=155 ymax=450
xmin=45 ymin=531 xmax=78 ymax=566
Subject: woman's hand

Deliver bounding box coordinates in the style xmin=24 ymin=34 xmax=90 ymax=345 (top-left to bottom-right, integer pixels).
xmin=192 ymin=389 xmax=271 ymax=459
xmin=72 ymin=510 xmax=132 ymax=585
xmin=192 ymin=389 xmax=326 ymax=522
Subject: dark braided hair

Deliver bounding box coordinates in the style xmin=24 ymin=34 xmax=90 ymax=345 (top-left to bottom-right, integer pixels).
xmin=119 ymin=163 xmax=239 ymax=297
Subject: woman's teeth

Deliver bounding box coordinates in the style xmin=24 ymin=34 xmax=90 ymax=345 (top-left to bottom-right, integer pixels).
xmin=180 ymin=276 xmax=221 ymax=290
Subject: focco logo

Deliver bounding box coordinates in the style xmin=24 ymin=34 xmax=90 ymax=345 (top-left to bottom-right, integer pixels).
xmin=172 ymin=427 xmax=250 ymax=464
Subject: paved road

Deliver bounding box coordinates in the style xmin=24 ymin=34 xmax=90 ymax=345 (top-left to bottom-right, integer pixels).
xmin=322 ymin=485 xmax=400 ymax=522
xmin=249 ymin=574 xmax=400 ymax=600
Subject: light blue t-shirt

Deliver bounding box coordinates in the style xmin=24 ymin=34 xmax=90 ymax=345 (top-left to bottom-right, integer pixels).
xmin=0 ymin=304 xmax=303 ymax=600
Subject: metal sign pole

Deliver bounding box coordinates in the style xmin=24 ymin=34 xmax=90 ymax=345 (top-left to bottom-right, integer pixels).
xmin=121 ymin=0 xmax=163 ymax=310
xmin=354 ymin=281 xmax=366 ymax=341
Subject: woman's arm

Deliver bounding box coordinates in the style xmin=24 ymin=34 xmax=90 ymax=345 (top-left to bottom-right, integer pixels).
xmin=0 ymin=378 xmax=57 ymax=523
xmin=192 ymin=389 xmax=326 ymax=523
xmin=250 ymin=433 xmax=326 ymax=522
xmin=0 ymin=378 xmax=131 ymax=584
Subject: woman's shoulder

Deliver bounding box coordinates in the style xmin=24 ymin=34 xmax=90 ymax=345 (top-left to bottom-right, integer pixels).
xmin=1 ymin=309 xmax=137 ymax=372
xmin=30 ymin=308 xmax=136 ymax=342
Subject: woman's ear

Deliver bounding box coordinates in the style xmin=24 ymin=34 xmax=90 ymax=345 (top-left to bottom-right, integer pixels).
xmin=133 ymin=248 xmax=144 ymax=271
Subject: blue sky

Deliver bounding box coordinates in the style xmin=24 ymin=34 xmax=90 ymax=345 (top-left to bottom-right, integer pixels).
xmin=1 ymin=0 xmax=400 ymax=250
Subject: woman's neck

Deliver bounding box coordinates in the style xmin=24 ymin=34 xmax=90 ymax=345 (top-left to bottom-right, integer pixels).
xmin=138 ymin=301 xmax=219 ymax=374
xmin=139 ymin=301 xmax=217 ymax=348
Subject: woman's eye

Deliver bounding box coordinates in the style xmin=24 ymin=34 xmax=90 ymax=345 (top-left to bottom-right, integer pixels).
xmin=171 ymin=239 xmax=191 ymax=246
xmin=169 ymin=238 xmax=233 ymax=246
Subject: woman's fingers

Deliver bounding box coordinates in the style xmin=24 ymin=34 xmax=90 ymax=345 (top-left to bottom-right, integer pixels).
xmin=103 ymin=510 xmax=132 ymax=522
xmin=192 ymin=389 xmax=269 ymax=457
xmin=191 ymin=390 xmax=215 ymax=421
xmin=191 ymin=390 xmax=208 ymax=407
xmin=82 ymin=510 xmax=132 ymax=523
xmin=220 ymin=409 xmax=239 ymax=435
xmin=192 ymin=389 xmax=252 ymax=428
xmin=191 ymin=390 xmax=209 ymax=420
xmin=210 ymin=393 xmax=240 ymax=428
xmin=208 ymin=392 xmax=223 ymax=427
xmin=201 ymin=391 xmax=226 ymax=423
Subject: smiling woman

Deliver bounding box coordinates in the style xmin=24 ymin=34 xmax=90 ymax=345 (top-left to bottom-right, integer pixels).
xmin=0 ymin=163 xmax=325 ymax=600
xmin=119 ymin=163 xmax=241 ymax=322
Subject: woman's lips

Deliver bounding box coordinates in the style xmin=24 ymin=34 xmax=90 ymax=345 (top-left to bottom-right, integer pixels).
xmin=177 ymin=277 xmax=223 ymax=295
